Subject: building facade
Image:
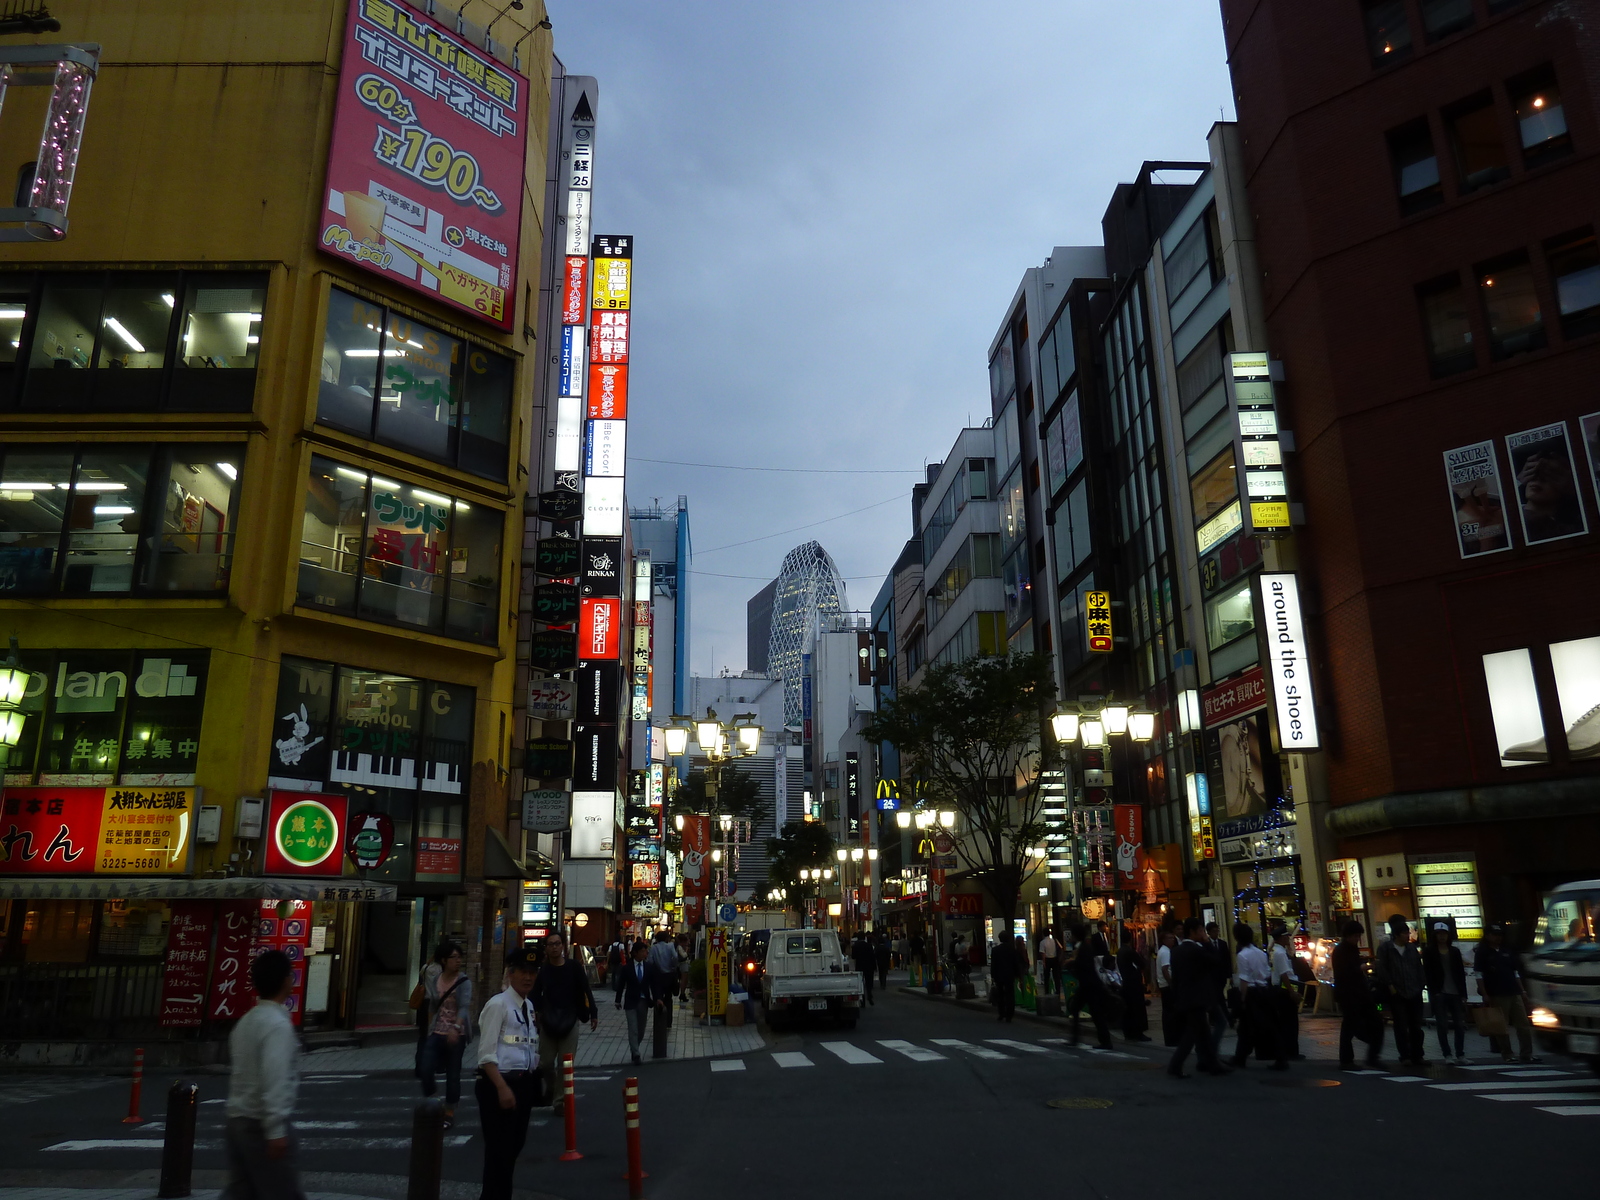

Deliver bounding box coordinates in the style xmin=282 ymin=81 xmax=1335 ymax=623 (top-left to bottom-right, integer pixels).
xmin=0 ymin=0 xmax=553 ymax=1059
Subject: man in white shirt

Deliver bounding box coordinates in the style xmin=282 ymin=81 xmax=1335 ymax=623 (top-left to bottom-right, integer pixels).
xmin=476 ymin=948 xmax=542 ymax=1200
xmin=1037 ymin=928 xmax=1062 ymax=996
xmin=1155 ymin=927 xmax=1176 ymax=1045
xmin=223 ymin=950 xmax=303 ymax=1200
xmin=1229 ymin=925 xmax=1286 ymax=1070
xmin=1269 ymin=925 xmax=1303 ymax=1061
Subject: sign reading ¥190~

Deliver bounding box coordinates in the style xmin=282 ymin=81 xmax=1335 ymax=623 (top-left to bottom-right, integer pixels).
xmin=320 ymin=0 xmax=530 ymax=330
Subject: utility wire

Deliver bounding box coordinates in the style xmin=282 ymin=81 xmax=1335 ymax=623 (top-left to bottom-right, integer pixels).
xmin=635 ymin=456 xmax=925 ymax=475
xmin=693 ymin=491 xmax=908 ymax=555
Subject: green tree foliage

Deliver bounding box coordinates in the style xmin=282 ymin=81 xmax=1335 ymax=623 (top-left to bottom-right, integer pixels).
xmin=864 ymin=652 xmax=1056 ymax=923
xmin=665 ymin=764 xmax=767 ymax=854
xmin=765 ymin=820 xmax=836 ymax=913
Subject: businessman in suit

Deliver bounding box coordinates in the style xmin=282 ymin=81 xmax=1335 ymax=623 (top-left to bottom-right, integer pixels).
xmin=1167 ymin=917 xmax=1232 ymax=1078
xmin=614 ymin=941 xmax=665 ymax=1064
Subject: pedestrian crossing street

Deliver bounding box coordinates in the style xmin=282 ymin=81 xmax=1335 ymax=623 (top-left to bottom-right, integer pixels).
xmin=707 ymin=1036 xmax=1141 ymax=1072
xmin=1375 ymin=1061 xmax=1600 ymax=1117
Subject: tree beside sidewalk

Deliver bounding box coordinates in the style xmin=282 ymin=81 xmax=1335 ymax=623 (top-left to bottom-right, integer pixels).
xmin=864 ymin=652 xmax=1056 ymax=925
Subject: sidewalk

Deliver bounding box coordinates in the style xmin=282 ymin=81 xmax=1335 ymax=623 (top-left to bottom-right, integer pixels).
xmin=904 ymin=977 xmax=1512 ymax=1063
xmin=301 ymin=993 xmax=765 ymax=1073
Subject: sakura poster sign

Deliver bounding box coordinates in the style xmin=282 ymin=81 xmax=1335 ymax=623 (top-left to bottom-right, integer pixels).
xmin=320 ymin=0 xmax=529 ymax=330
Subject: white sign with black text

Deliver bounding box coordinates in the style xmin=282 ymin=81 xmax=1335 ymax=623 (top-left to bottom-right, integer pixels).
xmin=1258 ymin=572 xmax=1319 ymax=750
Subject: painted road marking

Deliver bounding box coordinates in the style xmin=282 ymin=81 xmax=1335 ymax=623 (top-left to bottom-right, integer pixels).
xmin=1501 ymin=1069 xmax=1573 ymax=1078
xmin=820 ymin=1042 xmax=882 ymax=1064
xmin=1481 ymin=1093 xmax=1600 ymax=1102
xmin=987 ymin=1039 xmax=1051 ymax=1054
xmin=1382 ymin=1076 xmax=1429 ymax=1082
xmin=44 ymin=1135 xmax=478 ymax=1152
xmin=1536 ymin=1106 xmax=1600 ymax=1116
xmin=710 ymin=1060 xmax=746 ymax=1073
xmin=1429 ymin=1079 xmax=1600 ymax=1092
xmin=931 ymin=1039 xmax=1008 ymax=1060
xmin=878 ymin=1040 xmax=946 ymax=1062
xmin=772 ymin=1052 xmax=814 ymax=1069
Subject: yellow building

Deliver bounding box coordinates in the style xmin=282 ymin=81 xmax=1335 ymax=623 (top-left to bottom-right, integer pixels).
xmin=0 ymin=0 xmax=552 ymax=1060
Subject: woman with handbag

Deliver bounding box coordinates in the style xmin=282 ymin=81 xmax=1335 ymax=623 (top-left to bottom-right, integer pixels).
xmin=417 ymin=940 xmax=473 ymax=1128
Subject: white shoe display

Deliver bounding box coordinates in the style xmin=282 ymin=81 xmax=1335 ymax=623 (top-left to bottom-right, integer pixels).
xmin=1566 ymin=703 xmax=1600 ymax=760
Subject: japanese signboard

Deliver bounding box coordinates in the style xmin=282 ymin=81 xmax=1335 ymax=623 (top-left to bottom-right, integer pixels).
xmin=587 ymin=363 xmax=627 ymax=419
xmin=632 ymin=861 xmax=661 ymax=889
xmin=1443 ymin=440 xmax=1512 ymax=558
xmin=522 ymin=789 xmax=571 ymax=834
xmin=590 ymin=310 xmax=629 ymax=364
xmin=581 ymin=537 xmax=622 ymax=597
xmin=590 ymin=235 xmax=632 ymax=308
xmin=524 ymin=738 xmax=574 ymax=780
xmin=253 ymin=899 xmax=312 ymax=1024
xmin=415 ymin=836 xmax=462 ymax=880
xmin=1506 ymin=421 xmax=1588 ymax=545
xmin=207 ymin=900 xmax=257 ymax=1022
xmin=527 ymin=676 xmax=575 ymax=722
xmin=263 ymin=792 xmax=348 ymax=877
xmin=0 ymin=786 xmax=197 ymax=876
xmin=707 ymin=926 xmax=728 ymax=1016
xmin=1113 ymin=803 xmax=1142 ymax=886
xmin=319 ymin=0 xmax=530 ymax=330
xmin=532 ymin=582 xmax=581 ymax=626
xmin=570 ymin=789 xmax=615 ymax=857
xmin=1084 ymin=590 xmax=1113 ymax=653
xmin=1228 ymin=352 xmax=1292 ymax=537
xmin=158 ymin=900 xmax=213 ymax=1027
xmin=536 ymin=489 xmax=583 ymax=521
xmin=579 ymin=597 xmax=621 ymax=660
xmin=535 ymin=536 xmax=582 ymax=578
xmin=531 ymin=630 xmax=578 ymax=672
xmin=1200 ymin=665 xmax=1267 ymax=728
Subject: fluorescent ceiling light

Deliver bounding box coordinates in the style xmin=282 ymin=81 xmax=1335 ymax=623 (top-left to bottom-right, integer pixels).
xmin=410 ymin=488 xmax=451 ymax=506
xmin=371 ymin=476 xmax=401 ymax=491
xmin=246 ymin=335 xmax=259 ymax=344
xmin=0 ymin=308 xmax=26 ymax=319
xmin=160 ymin=293 xmax=174 ymax=307
xmin=73 ymin=482 xmax=127 ymax=492
xmin=103 ymin=317 xmax=144 ymax=353
xmin=1 ymin=482 xmax=57 ymax=490
xmin=215 ymin=462 xmax=238 ymax=481
xmin=94 ymin=505 xmax=135 ymax=515
xmin=334 ymin=467 xmax=368 ymax=484
xmin=452 ymin=499 xmax=471 ymax=511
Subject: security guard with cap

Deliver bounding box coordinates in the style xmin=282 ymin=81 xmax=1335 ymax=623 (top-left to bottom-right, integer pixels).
xmin=475 ymin=947 xmax=542 ymax=1200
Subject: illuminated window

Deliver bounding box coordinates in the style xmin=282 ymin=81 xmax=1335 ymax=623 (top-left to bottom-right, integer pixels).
xmin=1546 ymin=229 xmax=1600 ymax=341
xmin=1483 ymin=648 xmax=1543 ymax=767
xmin=1387 ymin=118 xmax=1443 ymax=215
xmin=1190 ymin=449 xmax=1238 ymax=526
xmin=1361 ymin=0 xmax=1412 ymax=68
xmin=1203 ymin=581 xmax=1254 ymax=651
xmin=1417 ymin=274 xmax=1476 ymax=377
xmin=1549 ymin=636 xmax=1600 ymax=762
xmin=1446 ymin=92 xmax=1510 ymax=194
xmin=1509 ymin=65 xmax=1571 ymax=169
xmin=1476 ymin=251 xmax=1545 ymax=361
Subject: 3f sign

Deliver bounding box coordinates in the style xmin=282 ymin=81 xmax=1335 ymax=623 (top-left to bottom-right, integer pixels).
xmin=1258 ymin=573 xmax=1320 ymax=751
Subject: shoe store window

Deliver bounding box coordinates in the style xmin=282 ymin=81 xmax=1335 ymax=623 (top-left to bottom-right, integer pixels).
xmin=1445 ymin=92 xmax=1510 ymax=195
xmin=2 ymin=271 xmax=265 ymax=412
xmin=316 ymin=288 xmax=514 ymax=483
xmin=1484 ymin=648 xmax=1542 ymax=767
xmin=1509 ymin=65 xmax=1571 ymax=171
xmin=1476 ymin=252 xmax=1545 ymax=361
xmin=0 ymin=443 xmax=242 ymax=597
xmin=1546 ymin=229 xmax=1600 ymax=342
xmin=1549 ymin=637 xmax=1600 ymax=763
xmin=1485 ymin=640 xmax=1600 ymax=768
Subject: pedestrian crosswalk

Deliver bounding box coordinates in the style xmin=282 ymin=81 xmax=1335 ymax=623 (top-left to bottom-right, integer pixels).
xmin=1372 ymin=1062 xmax=1600 ymax=1117
xmin=710 ymin=1036 xmax=1121 ymax=1073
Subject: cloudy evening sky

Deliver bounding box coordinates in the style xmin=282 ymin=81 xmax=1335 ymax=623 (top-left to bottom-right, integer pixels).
xmin=545 ymin=0 xmax=1235 ymax=677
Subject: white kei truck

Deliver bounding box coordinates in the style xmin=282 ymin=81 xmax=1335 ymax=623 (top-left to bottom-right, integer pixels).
xmin=760 ymin=929 xmax=864 ymax=1029
xmin=1524 ymin=878 xmax=1600 ymax=1074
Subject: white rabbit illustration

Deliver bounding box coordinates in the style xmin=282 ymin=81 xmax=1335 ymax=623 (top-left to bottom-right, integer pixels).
xmin=274 ymin=703 xmax=325 ymax=766
xmin=681 ymin=848 xmax=705 ymax=882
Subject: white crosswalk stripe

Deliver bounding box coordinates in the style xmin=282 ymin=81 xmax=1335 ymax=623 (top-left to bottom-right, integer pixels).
xmin=1429 ymin=1079 xmax=1600 ymax=1092
xmin=986 ymin=1039 xmax=1051 ymax=1054
xmin=820 ymin=1042 xmax=883 ymax=1064
xmin=772 ymin=1052 xmax=815 ymax=1068
xmin=930 ymin=1039 xmax=1008 ymax=1060
xmin=1483 ymin=1092 xmax=1600 ymax=1102
xmin=1347 ymin=1060 xmax=1600 ymax=1118
xmin=46 ymin=1136 xmax=477 ymax=1151
xmin=1536 ymin=1106 xmax=1600 ymax=1116
xmin=1501 ymin=1069 xmax=1572 ymax=1078
xmin=876 ymin=1040 xmax=947 ymax=1062
xmin=710 ymin=1060 xmax=746 ymax=1072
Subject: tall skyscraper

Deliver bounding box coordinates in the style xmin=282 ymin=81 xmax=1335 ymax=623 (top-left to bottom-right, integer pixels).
xmin=746 ymin=578 xmax=777 ymax=673
xmin=765 ymin=541 xmax=847 ymax=725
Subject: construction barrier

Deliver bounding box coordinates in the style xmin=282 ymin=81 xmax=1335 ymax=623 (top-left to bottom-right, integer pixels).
xmin=559 ymin=1052 xmax=581 ymax=1162
xmin=122 ymin=1047 xmax=145 ymax=1124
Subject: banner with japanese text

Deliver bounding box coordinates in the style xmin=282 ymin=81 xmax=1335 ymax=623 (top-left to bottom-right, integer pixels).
xmin=0 ymin=786 xmax=197 ymax=876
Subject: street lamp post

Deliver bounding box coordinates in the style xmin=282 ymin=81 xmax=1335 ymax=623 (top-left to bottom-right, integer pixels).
xmin=0 ymin=642 xmax=30 ymax=781
xmin=664 ymin=708 xmax=763 ymax=927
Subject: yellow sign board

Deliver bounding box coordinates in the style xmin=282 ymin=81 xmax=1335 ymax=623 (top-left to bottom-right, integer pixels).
xmin=97 ymin=787 xmax=197 ymax=875
xmin=1250 ymin=501 xmax=1291 ymax=530
xmin=707 ymin=926 xmax=729 ymax=1018
xmin=591 ymin=257 xmax=631 ymax=309
xmin=1085 ymin=590 xmax=1113 ymax=653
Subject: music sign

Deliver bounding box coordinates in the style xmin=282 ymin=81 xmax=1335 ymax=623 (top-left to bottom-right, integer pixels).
xmin=319 ymin=0 xmax=530 ymax=330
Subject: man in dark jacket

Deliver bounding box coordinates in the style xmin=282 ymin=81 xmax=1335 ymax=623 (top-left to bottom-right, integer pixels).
xmin=1332 ymin=920 xmax=1383 ymax=1070
xmin=851 ymin=933 xmax=877 ymax=1005
xmin=1167 ymin=918 xmax=1230 ymax=1077
xmin=1068 ymin=925 xmax=1114 ymax=1050
xmin=613 ymin=941 xmax=665 ymax=1064
xmin=1116 ymin=932 xmax=1150 ymax=1041
xmin=989 ymin=934 xmax=1018 ymax=1022
xmin=1475 ymin=923 xmax=1538 ymax=1063
xmin=1375 ymin=915 xmax=1427 ymax=1067
xmin=530 ymin=933 xmax=598 ymax=1111
xmin=874 ymin=932 xmax=891 ymax=990
xmin=1422 ymin=921 xmax=1469 ymax=1064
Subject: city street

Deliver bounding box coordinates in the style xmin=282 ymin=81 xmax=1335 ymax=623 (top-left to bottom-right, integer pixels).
xmin=3 ymin=981 xmax=1596 ymax=1200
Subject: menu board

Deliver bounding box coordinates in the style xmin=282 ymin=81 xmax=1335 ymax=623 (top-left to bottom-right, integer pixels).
xmin=159 ymin=900 xmax=214 ymax=1027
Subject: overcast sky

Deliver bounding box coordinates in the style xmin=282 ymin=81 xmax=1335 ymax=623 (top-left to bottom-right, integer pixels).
xmin=546 ymin=0 xmax=1234 ymax=678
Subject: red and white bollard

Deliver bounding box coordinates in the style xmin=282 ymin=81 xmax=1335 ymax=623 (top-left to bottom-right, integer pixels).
xmin=558 ymin=1052 xmax=581 ymax=1162
xmin=624 ymin=1076 xmax=644 ymax=1199
xmin=123 ymin=1047 xmax=145 ymax=1124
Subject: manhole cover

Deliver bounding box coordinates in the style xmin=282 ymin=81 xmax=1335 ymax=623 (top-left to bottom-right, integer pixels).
xmin=1047 ymin=1097 xmax=1113 ymax=1109
xmin=1259 ymin=1077 xmax=1341 ymax=1088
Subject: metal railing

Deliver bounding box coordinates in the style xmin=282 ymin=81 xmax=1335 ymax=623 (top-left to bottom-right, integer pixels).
xmin=0 ymin=961 xmax=165 ymax=1040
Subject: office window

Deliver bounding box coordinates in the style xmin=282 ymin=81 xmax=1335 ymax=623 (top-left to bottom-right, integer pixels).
xmin=998 ymin=467 xmax=1024 ymax=552
xmin=1204 ymin=580 xmax=1255 ymax=651
xmin=968 ymin=457 xmax=991 ymax=501
xmin=1039 ymin=312 xmax=1075 ymax=406
xmin=316 ymin=288 xmax=513 ymax=482
xmin=1509 ymin=65 xmax=1571 ymax=168
xmin=1388 ymin=119 xmax=1443 ymax=214
xmin=988 ymin=339 xmax=1014 ymax=407
xmin=972 ymin=533 xmax=1002 ymax=577
xmin=1190 ymin=449 xmax=1238 ymax=525
xmin=1177 ymin=328 xmax=1224 ymax=411
xmin=297 ymin=455 xmax=501 ymax=643
xmin=1164 ymin=214 xmax=1213 ymax=302
xmin=1446 ymin=93 xmax=1510 ymax=194
xmin=1546 ymin=229 xmax=1600 ymax=341
xmin=1476 ymin=252 xmax=1545 ymax=360
xmin=1420 ymin=0 xmax=1473 ymax=42
xmin=1362 ymin=0 xmax=1412 ymax=67
xmin=1417 ymin=275 xmax=1476 ymax=376
xmin=0 ymin=443 xmax=241 ymax=596
xmin=7 ymin=271 xmax=265 ymax=412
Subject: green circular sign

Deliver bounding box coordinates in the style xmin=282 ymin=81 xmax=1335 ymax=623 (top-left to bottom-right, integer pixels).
xmin=275 ymin=799 xmax=339 ymax=867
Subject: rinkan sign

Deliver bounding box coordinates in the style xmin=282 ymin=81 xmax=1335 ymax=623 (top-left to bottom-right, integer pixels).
xmin=1258 ymin=573 xmax=1319 ymax=751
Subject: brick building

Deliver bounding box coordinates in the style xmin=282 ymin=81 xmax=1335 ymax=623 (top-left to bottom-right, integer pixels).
xmin=1222 ymin=0 xmax=1600 ymax=938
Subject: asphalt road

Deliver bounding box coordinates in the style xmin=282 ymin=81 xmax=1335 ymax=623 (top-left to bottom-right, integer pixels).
xmin=4 ymin=987 xmax=1597 ymax=1200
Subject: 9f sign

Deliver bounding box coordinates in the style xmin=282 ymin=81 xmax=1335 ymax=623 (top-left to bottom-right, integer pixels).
xmin=1258 ymin=573 xmax=1320 ymax=750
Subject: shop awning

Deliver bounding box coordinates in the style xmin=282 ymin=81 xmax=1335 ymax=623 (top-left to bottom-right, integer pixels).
xmin=0 ymin=877 xmax=399 ymax=902
xmin=484 ymin=827 xmax=532 ymax=882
